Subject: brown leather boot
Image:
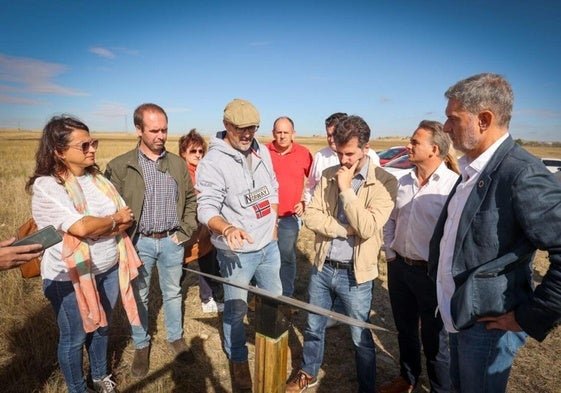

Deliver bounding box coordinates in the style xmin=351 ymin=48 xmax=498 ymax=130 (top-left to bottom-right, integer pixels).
xmin=131 ymin=346 xmax=150 ymax=378
xmin=231 ymin=360 xmax=252 ymax=391
xmin=378 ymin=375 xmax=414 ymax=393
xmin=170 ymin=338 xmax=195 ymax=364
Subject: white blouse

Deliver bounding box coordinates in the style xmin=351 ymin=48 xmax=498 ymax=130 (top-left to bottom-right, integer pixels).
xmin=32 ymin=175 xmax=119 ymax=281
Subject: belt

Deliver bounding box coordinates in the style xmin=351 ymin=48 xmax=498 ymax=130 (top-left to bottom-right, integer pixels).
xmin=397 ymin=253 xmax=427 ymax=267
xmin=140 ymin=229 xmax=176 ymax=239
xmin=325 ymin=259 xmax=353 ymax=270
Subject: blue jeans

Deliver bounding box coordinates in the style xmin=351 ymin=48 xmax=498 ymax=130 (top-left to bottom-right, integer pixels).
xmin=301 ymin=264 xmax=376 ymax=393
xmin=278 ymin=214 xmax=301 ymax=297
xmin=43 ymin=264 xmax=119 ymax=393
xmin=387 ymin=257 xmax=450 ymax=392
xmin=198 ymin=248 xmax=223 ymax=303
xmin=216 ymin=240 xmax=282 ymax=362
xmin=132 ymin=235 xmax=184 ymax=348
xmin=449 ymin=322 xmax=526 ymax=392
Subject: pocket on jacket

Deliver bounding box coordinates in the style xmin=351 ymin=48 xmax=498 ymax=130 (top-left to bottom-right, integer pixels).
xmin=451 ymin=262 xmax=533 ymax=330
xmin=471 ymin=209 xmax=499 ymax=248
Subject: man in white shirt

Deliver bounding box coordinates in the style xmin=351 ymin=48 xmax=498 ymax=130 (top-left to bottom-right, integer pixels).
xmin=304 ymin=113 xmax=380 ymax=204
xmin=429 ymin=73 xmax=561 ymax=392
xmin=381 ymin=120 xmax=458 ymax=393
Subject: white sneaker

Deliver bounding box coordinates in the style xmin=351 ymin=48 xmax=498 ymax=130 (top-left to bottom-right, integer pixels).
xmin=92 ymin=374 xmax=116 ymax=393
xmin=201 ymin=298 xmax=218 ymax=313
xmin=326 ymin=318 xmax=341 ymax=328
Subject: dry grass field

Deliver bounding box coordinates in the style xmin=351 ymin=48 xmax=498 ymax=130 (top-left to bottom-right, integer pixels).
xmin=0 ymin=130 xmax=560 ymax=392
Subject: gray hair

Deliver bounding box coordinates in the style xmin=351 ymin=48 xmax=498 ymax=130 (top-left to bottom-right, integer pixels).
xmin=445 ymin=73 xmax=513 ymax=128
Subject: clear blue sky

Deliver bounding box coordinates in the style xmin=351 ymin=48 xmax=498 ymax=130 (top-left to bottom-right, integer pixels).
xmin=1 ymin=0 xmax=560 ymax=141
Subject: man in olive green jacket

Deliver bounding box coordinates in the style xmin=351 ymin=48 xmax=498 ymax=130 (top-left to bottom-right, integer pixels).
xmin=286 ymin=115 xmax=396 ymax=393
xmin=105 ymin=103 xmax=197 ymax=378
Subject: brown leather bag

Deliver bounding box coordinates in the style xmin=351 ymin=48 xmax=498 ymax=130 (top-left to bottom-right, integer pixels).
xmin=184 ymin=224 xmax=214 ymax=264
xmin=16 ymin=218 xmax=42 ymax=278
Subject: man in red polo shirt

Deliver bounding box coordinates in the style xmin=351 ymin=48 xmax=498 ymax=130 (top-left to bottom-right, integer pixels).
xmin=267 ymin=116 xmax=313 ymax=297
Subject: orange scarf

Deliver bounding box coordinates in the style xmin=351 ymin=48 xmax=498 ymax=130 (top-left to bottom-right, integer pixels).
xmin=62 ymin=172 xmax=141 ymax=332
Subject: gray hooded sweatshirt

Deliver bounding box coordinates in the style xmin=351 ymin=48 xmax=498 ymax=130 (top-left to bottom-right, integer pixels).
xmin=196 ymin=131 xmax=279 ymax=252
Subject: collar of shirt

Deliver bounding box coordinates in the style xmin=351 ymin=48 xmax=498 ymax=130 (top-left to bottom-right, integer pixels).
xmin=409 ymin=161 xmax=449 ymax=186
xmin=458 ymin=133 xmax=509 ymax=182
xmin=138 ymin=147 xmax=167 ymax=162
xmin=268 ymin=141 xmax=294 ymax=155
xmin=350 ymin=156 xmax=369 ymax=193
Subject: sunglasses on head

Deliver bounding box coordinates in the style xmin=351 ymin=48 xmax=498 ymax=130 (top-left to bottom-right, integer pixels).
xmin=69 ymin=139 xmax=99 ymax=154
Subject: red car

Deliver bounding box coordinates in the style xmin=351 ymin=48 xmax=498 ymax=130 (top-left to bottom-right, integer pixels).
xmin=382 ymin=154 xmax=414 ymax=179
xmin=377 ymin=146 xmax=408 ymax=165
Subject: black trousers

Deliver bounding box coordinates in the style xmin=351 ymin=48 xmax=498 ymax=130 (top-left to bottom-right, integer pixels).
xmin=387 ymin=255 xmax=450 ymax=392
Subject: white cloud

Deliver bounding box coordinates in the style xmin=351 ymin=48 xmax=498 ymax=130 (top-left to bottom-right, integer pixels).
xmin=112 ymin=47 xmax=140 ymax=56
xmin=89 ymin=47 xmax=116 ymax=59
xmin=514 ymin=109 xmax=561 ymax=118
xmin=0 ymin=53 xmax=87 ymax=98
xmin=0 ymin=94 xmax=42 ymax=105
xmin=91 ymin=102 xmax=129 ymax=117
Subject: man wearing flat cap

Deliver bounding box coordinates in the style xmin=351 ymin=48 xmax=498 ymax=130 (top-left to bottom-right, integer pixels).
xmin=196 ymin=98 xmax=282 ymax=390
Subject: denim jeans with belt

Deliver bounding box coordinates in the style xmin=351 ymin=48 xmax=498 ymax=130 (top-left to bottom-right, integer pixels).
xmin=216 ymin=240 xmax=282 ymax=362
xmin=449 ymin=322 xmax=526 ymax=392
xmin=132 ymin=235 xmax=184 ymax=348
xmin=278 ymin=214 xmax=301 ymax=297
xmin=43 ymin=263 xmax=119 ymax=393
xmin=387 ymin=255 xmax=450 ymax=392
xmin=301 ymin=263 xmax=376 ymax=393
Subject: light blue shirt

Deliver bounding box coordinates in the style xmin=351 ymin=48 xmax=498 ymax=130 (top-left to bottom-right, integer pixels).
xmin=327 ymin=157 xmax=370 ymax=263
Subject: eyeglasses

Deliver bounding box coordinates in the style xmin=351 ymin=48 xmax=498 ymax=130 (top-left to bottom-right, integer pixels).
xmin=69 ymin=139 xmax=99 ymax=154
xmin=232 ymin=125 xmax=259 ymax=134
xmin=189 ymin=148 xmax=204 ymax=154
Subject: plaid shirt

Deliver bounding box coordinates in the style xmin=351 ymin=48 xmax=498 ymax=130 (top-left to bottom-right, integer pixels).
xmin=137 ymin=149 xmax=180 ymax=234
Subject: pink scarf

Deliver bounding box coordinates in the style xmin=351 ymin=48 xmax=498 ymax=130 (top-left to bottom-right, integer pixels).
xmin=62 ymin=172 xmax=141 ymax=332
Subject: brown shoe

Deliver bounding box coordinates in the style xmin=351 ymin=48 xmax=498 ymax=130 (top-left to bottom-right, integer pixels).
xmin=170 ymin=338 xmax=195 ymax=364
xmin=169 ymin=338 xmax=188 ymax=355
xmin=286 ymin=369 xmax=317 ymax=393
xmin=231 ymin=360 xmax=252 ymax=390
xmin=378 ymin=375 xmax=414 ymax=393
xmin=131 ymin=346 xmax=150 ymax=378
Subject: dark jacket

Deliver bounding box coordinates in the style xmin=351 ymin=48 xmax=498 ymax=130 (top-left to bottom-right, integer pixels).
xmin=104 ymin=146 xmax=197 ymax=244
xmin=428 ymin=136 xmax=561 ymax=341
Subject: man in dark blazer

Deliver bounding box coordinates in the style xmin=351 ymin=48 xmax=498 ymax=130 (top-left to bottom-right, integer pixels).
xmin=428 ymin=73 xmax=561 ymax=393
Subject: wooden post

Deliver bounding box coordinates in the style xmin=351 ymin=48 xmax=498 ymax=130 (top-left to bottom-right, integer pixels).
xmin=253 ymin=296 xmax=290 ymax=393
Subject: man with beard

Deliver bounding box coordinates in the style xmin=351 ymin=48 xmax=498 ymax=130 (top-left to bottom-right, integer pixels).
xmin=105 ymin=103 xmax=197 ymax=378
xmin=286 ymin=115 xmax=396 ymax=393
xmin=429 ymin=73 xmax=561 ymax=392
xmin=196 ymin=98 xmax=282 ymax=391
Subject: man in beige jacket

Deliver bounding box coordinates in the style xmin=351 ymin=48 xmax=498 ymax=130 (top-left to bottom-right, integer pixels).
xmin=286 ymin=115 xmax=397 ymax=393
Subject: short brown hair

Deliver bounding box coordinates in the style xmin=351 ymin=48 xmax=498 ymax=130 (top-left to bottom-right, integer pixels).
xmin=133 ymin=103 xmax=168 ymax=130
